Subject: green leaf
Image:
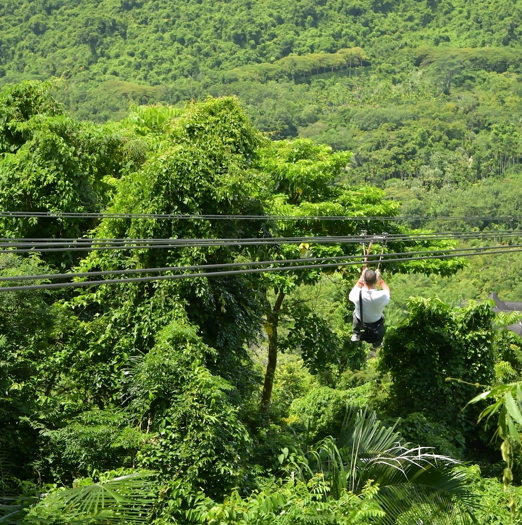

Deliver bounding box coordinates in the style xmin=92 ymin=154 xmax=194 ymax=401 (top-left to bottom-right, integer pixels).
xmin=25 ymin=471 xmax=157 ymax=525
xmin=504 ymin=392 xmax=522 ymax=427
xmin=506 ymin=414 xmax=521 ymax=445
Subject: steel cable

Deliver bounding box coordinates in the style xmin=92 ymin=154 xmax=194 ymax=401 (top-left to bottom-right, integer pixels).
xmin=1 ymin=211 xmax=522 ymax=222
xmin=0 ymin=230 xmax=520 ymax=253
xmin=1 ymin=244 xmax=522 ymax=292
xmin=2 ymin=230 xmax=520 ymax=242
xmin=1 ymin=243 xmax=514 ymax=283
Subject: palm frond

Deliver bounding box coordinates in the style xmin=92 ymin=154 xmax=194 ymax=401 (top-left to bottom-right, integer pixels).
xmin=0 ymin=504 xmax=24 ymax=525
xmin=377 ymin=483 xmax=476 ymax=525
xmin=306 ymin=408 xmax=478 ymax=524
xmin=26 ymin=471 xmax=157 ymax=525
xmin=307 ymin=438 xmax=348 ymax=499
xmin=493 ymin=311 xmax=522 ymax=330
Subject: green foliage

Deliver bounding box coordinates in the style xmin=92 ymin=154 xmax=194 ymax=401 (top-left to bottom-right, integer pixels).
xmin=0 ymin=75 xmax=517 ymax=522
xmin=225 ymin=48 xmax=369 ymax=83
xmin=25 ymin=471 xmax=156 ymax=525
xmin=384 ymin=247 xmax=522 ymax=331
xmin=289 ymin=387 xmax=369 ymax=443
xmin=495 ymin=332 xmax=522 ymax=381
xmin=379 ymin=298 xmax=496 ymax=436
xmin=269 ymin=354 xmax=318 ymax=421
xmin=66 ymin=97 xmax=267 ymax=403
xmin=280 ymin=302 xmax=348 ymax=375
xmin=397 ymin=173 xmax=522 ymax=232
xmin=253 ymin=136 xmax=461 ymax=411
xmin=2 ymin=0 xmax=522 ymax=93
xmin=392 ymin=412 xmax=466 ymax=459
xmin=0 ymin=255 xmax=56 ymax=481
xmin=3 ymin=0 xmax=522 ymax=196
xmin=39 ymin=410 xmax=145 ymax=481
xmin=0 ymin=83 xmax=128 ymax=263
xmin=0 ymin=81 xmax=63 ymax=151
xmin=306 ymin=408 xmax=477 ymax=524
xmin=186 ymin=476 xmax=383 ymax=525
xmin=468 ymin=383 xmax=522 ymax=490
xmin=0 ymin=448 xmax=36 ymax=525
xmin=131 ymin=320 xmax=253 ymax=498
xmin=462 ymin=465 xmax=522 ymax=525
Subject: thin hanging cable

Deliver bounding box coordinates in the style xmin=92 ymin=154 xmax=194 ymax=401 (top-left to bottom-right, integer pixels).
xmin=3 ymin=230 xmax=520 ymax=242
xmin=1 ymin=243 xmax=516 ymax=283
xmin=0 ymin=230 xmax=520 ymax=254
xmin=1 ymin=210 xmax=522 ymax=222
xmin=3 ymin=229 xmax=521 ymax=245
xmin=0 ymin=237 xmax=385 ymax=253
xmin=0 ymin=234 xmax=395 ymax=248
xmin=1 ymin=244 xmax=522 ymax=292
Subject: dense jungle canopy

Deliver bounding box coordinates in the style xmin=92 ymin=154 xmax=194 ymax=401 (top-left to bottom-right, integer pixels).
xmin=2 ymin=0 xmax=522 ymax=524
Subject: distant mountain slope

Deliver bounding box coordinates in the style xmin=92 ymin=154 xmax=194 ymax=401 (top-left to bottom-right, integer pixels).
xmin=1 ymin=0 xmax=521 ymax=86
xmin=3 ymin=0 xmax=522 ymax=191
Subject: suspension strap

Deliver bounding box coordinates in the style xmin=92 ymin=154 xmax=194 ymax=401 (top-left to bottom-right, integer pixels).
xmin=361 ymin=231 xmax=375 ymax=268
xmin=375 ymin=232 xmax=388 ymax=271
xmin=360 ymin=231 xmax=387 ymax=274
xmin=364 ymin=240 xmax=374 ymax=265
xmin=360 ymin=230 xmax=368 ymax=268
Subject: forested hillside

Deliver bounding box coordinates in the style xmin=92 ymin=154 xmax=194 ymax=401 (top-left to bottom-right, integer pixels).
xmin=0 ymin=78 xmax=521 ymax=525
xmin=2 ymin=0 xmax=522 ymax=523
xmin=2 ymin=0 xmax=520 ymax=83
xmin=3 ymin=0 xmax=522 ymax=194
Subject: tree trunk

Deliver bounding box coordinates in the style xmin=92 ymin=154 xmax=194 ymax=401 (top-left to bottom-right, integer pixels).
xmin=261 ymin=290 xmax=286 ymax=414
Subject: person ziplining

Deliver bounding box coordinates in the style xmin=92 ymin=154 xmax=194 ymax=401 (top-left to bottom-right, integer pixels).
xmin=349 ymin=233 xmax=390 ymax=349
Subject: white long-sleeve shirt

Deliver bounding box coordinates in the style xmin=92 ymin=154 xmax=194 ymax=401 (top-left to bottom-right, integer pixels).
xmin=349 ymin=286 xmax=390 ymax=323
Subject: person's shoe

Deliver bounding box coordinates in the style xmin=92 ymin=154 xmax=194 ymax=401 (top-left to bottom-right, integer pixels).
xmin=371 ymin=341 xmax=383 ymax=350
xmin=351 ymin=333 xmax=360 ymax=342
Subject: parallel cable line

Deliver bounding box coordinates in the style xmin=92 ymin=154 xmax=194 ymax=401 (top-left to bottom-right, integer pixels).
xmin=2 ymin=230 xmax=520 ymax=242
xmin=0 ymin=244 xmax=519 ymax=284
xmin=3 ymin=230 xmax=521 ymax=244
xmin=0 ymin=238 xmax=384 ymax=253
xmin=0 ymin=234 xmax=386 ymax=249
xmin=2 ymin=211 xmax=522 ymax=222
xmin=0 ymin=231 xmax=521 ymax=253
xmin=2 ymin=245 xmax=522 ymax=292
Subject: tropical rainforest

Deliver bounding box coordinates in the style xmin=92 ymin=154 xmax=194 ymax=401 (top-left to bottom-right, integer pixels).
xmin=2 ymin=0 xmax=522 ymax=524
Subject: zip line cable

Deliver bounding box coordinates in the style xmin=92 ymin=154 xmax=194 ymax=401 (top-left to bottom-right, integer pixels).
xmin=2 ymin=244 xmax=522 ymax=292
xmin=0 ymin=230 xmax=521 ymax=253
xmin=3 ymin=246 xmax=522 ymax=293
xmin=0 ymin=233 xmax=463 ymax=245
xmin=2 ymin=243 xmax=518 ymax=283
xmin=1 ymin=229 xmax=521 ymax=242
xmin=0 ymin=233 xmax=413 ymax=248
xmin=2 ymin=211 xmax=522 ymax=222
xmin=3 ymin=230 xmax=521 ymax=245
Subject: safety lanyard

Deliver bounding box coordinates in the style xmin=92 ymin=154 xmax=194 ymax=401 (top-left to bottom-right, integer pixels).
xmin=360 ymin=232 xmax=387 ymax=271
xmin=358 ymin=232 xmax=387 ymax=325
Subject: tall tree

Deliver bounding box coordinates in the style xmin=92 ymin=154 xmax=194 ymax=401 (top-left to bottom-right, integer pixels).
xmin=69 ymin=97 xmax=267 ymax=402
xmin=254 ymin=139 xmax=464 ymax=413
xmin=0 ymin=82 xmax=128 ymax=268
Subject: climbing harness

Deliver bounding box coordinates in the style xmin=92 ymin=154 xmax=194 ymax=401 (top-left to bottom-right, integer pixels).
xmin=358 ymin=288 xmax=385 ymax=344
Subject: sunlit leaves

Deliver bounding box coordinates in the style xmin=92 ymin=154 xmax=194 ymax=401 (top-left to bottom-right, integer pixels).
xmin=25 ymin=471 xmax=157 ymax=525
xmin=379 ymin=298 xmax=496 ymax=435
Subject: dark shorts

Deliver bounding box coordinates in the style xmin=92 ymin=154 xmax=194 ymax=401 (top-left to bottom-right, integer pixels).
xmin=353 ymin=312 xmax=386 ymax=344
